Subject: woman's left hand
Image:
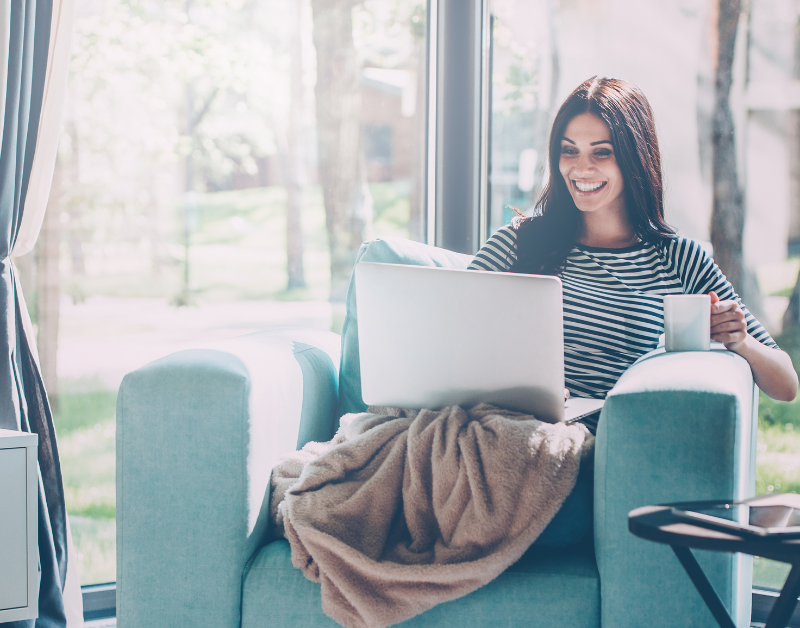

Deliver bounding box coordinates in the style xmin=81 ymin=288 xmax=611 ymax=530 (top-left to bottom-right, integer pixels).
xmin=707 ymin=291 xmax=798 ymax=402
xmin=709 ymin=290 xmax=747 ymax=350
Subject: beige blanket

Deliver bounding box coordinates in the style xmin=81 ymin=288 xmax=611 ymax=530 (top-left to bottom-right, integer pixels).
xmin=270 ymin=404 xmax=593 ymax=628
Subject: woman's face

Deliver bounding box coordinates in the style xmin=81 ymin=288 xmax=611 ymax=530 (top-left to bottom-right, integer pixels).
xmin=558 ymin=112 xmax=625 ymax=217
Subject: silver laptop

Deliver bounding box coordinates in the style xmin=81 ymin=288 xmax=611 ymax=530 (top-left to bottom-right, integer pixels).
xmin=354 ymin=262 xmax=604 ymax=423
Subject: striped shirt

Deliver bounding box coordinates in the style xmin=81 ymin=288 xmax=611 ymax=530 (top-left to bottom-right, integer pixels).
xmin=469 ymin=225 xmax=777 ymax=401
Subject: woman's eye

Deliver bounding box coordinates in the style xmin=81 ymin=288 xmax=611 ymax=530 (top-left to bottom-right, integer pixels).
xmin=561 ymin=146 xmax=577 ymax=155
xmin=594 ymin=149 xmax=612 ymax=157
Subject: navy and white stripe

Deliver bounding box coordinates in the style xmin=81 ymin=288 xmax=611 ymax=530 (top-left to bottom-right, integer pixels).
xmin=470 ymin=225 xmax=778 ymax=400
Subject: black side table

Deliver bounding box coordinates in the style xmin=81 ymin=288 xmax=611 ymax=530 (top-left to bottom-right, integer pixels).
xmin=629 ymin=502 xmax=800 ymax=628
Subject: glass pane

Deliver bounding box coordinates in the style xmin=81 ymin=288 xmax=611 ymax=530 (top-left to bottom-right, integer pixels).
xmin=14 ymin=0 xmax=427 ymax=586
xmin=489 ymin=0 xmax=800 ymax=593
xmin=488 ymin=0 xmax=556 ymax=232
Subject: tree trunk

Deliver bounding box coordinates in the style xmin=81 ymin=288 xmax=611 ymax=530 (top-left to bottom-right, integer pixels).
xmin=65 ymin=117 xmax=85 ymax=276
xmin=781 ymin=65 xmax=800 ymax=330
xmin=710 ymin=0 xmax=747 ymax=298
xmin=286 ymin=0 xmax=307 ymax=290
xmin=311 ymin=0 xmax=372 ymax=302
xmin=37 ymin=157 xmax=62 ymax=411
xmin=408 ymin=6 xmax=426 ymax=243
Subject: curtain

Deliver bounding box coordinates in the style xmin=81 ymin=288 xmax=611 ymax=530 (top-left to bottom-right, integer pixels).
xmin=0 ymin=0 xmax=77 ymax=626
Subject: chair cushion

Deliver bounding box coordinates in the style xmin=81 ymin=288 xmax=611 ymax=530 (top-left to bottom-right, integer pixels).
xmin=241 ymin=539 xmax=599 ymax=628
xmin=338 ymin=237 xmax=472 ymax=417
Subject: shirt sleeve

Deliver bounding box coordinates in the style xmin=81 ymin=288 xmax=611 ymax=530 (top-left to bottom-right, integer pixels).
xmin=669 ymin=237 xmax=778 ymax=349
xmin=468 ymin=225 xmax=519 ymax=272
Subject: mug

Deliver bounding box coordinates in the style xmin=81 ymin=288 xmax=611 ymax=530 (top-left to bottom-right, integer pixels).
xmin=663 ymin=294 xmax=711 ymax=352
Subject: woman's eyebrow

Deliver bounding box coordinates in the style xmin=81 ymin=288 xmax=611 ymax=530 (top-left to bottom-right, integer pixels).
xmin=561 ymin=137 xmax=612 ymax=146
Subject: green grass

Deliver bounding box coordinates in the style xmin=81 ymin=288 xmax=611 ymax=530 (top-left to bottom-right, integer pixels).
xmin=54 ymin=379 xmax=117 ymax=585
xmin=54 ymin=387 xmax=117 ymax=435
xmin=753 ymin=556 xmax=791 ymax=591
xmin=67 ymin=182 xmax=413 ymax=304
xmin=70 ymin=516 xmax=116 ymax=586
xmin=752 ymin=326 xmax=800 ymax=590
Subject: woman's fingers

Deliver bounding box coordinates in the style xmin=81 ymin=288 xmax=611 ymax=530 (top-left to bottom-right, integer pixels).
xmin=710 ymin=300 xmax=745 ymax=324
xmin=707 ymin=297 xmax=747 ymax=348
xmin=711 ymin=321 xmax=747 ymax=335
xmin=711 ymin=310 xmax=745 ymax=327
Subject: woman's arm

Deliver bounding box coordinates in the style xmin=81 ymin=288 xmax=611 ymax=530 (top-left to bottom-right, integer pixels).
xmin=710 ymin=291 xmax=798 ymax=401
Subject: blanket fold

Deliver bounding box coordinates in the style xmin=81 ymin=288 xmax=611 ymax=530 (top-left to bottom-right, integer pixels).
xmin=269 ymin=403 xmax=593 ymax=628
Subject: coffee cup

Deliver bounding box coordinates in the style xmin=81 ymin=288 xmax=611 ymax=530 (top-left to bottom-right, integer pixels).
xmin=663 ymin=294 xmax=710 ymax=352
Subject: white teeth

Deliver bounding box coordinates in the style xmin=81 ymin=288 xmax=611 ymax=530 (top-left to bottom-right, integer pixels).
xmin=574 ymin=181 xmax=605 ymax=192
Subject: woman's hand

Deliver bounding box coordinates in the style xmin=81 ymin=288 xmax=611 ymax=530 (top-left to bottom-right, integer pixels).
xmin=709 ymin=291 xmax=747 ymax=350
xmin=708 ymin=291 xmax=798 ymax=401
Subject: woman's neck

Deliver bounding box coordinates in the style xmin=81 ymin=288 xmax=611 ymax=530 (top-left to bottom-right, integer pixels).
xmin=576 ymin=208 xmax=639 ymax=249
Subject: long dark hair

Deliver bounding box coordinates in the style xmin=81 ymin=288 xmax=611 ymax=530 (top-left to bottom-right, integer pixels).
xmin=511 ymin=76 xmax=675 ymax=275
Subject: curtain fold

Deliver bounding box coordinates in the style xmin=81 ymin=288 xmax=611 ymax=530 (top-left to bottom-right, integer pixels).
xmin=14 ymin=0 xmax=74 ymax=257
xmin=0 ymin=1 xmax=72 ymax=627
xmin=0 ymin=1 xmax=12 ymax=159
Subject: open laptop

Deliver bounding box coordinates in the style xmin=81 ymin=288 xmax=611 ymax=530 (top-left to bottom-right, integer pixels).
xmin=354 ymin=262 xmax=604 ymax=423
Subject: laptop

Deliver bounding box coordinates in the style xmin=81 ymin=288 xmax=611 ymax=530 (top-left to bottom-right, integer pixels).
xmin=354 ymin=262 xmax=604 ymax=423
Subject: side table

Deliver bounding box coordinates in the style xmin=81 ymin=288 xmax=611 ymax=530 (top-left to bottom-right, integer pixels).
xmin=0 ymin=429 xmax=39 ymax=622
xmin=629 ymin=502 xmax=800 ymax=628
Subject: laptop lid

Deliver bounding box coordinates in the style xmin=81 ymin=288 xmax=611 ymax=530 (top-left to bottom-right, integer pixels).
xmin=354 ymin=262 xmax=572 ymax=423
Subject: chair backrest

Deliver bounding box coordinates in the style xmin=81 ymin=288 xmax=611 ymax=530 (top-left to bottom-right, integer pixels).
xmin=338 ymin=237 xmax=471 ymax=417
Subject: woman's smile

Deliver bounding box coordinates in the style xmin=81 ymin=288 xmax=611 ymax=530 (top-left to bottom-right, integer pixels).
xmin=572 ymin=180 xmax=607 ymax=193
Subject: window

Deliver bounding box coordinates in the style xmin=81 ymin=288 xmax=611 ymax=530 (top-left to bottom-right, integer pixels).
xmin=15 ymin=0 xmax=429 ymax=588
xmin=487 ymin=0 xmax=800 ymax=595
xmin=15 ymin=0 xmax=800 ymax=612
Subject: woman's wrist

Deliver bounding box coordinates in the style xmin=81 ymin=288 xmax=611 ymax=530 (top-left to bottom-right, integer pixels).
xmin=730 ymin=335 xmax=798 ymax=401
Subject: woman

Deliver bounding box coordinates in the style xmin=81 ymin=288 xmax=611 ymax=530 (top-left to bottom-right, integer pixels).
xmin=470 ymin=76 xmax=797 ymax=418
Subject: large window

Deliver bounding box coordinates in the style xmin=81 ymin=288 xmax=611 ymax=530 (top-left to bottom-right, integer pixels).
xmin=14 ymin=0 xmax=429 ymax=587
xmin=488 ymin=0 xmax=800 ymax=594
xmin=13 ymin=0 xmax=800 ymax=605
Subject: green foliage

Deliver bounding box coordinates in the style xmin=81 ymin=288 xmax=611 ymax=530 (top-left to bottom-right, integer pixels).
xmin=70 ymin=516 xmax=116 ymax=585
xmin=759 ymin=326 xmax=800 ymax=428
xmin=53 ymin=388 xmax=117 ymax=435
xmin=755 ymin=326 xmax=800 ymax=508
xmin=371 ymin=181 xmax=411 ymax=238
xmin=753 ymin=557 xmax=791 ymax=591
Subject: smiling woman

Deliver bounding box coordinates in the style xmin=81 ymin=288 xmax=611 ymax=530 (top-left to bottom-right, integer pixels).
xmin=470 ymin=76 xmax=797 ymax=408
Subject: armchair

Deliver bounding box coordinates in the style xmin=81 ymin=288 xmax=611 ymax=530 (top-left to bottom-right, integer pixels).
xmin=117 ymin=237 xmax=757 ymax=627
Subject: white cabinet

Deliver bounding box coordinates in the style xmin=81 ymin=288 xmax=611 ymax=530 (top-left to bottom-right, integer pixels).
xmin=0 ymin=429 xmax=38 ymax=622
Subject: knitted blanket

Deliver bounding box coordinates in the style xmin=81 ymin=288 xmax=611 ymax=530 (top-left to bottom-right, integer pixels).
xmin=270 ymin=404 xmax=593 ymax=628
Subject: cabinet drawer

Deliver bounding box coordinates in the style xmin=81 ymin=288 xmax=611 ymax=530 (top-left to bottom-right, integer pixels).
xmin=0 ymin=429 xmax=38 ymax=621
xmin=0 ymin=447 xmax=29 ymax=611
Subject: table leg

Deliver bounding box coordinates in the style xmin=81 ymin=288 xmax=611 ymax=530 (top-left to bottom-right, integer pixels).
xmin=671 ymin=545 xmax=737 ymax=628
xmin=765 ymin=562 xmax=800 ymax=628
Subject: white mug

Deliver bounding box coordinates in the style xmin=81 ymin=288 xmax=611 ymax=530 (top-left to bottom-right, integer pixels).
xmin=663 ymin=294 xmax=711 ymax=352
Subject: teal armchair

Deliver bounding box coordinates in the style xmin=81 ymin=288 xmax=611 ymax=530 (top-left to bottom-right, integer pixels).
xmin=117 ymin=237 xmax=758 ymax=627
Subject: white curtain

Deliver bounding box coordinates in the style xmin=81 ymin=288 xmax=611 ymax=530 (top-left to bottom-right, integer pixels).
xmin=9 ymin=0 xmax=82 ymax=625
xmin=13 ymin=0 xmax=75 ymax=258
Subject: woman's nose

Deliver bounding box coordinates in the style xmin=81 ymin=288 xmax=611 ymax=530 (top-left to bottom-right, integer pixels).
xmin=572 ymin=153 xmax=595 ymax=175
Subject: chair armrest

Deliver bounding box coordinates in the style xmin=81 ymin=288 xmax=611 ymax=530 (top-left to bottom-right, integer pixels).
xmin=594 ymin=347 xmax=757 ymax=628
xmin=116 ymin=328 xmax=340 ymax=628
